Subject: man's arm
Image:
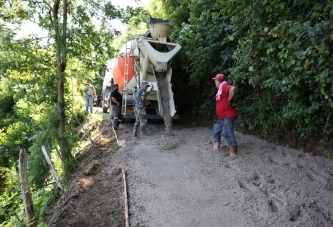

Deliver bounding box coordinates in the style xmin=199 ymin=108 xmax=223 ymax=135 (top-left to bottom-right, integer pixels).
xmin=141 ymin=95 xmax=150 ymax=105
xmin=228 ymin=86 xmax=236 ymax=101
xmin=111 ymin=97 xmax=121 ymax=106
xmin=92 ymin=85 xmax=97 ymax=98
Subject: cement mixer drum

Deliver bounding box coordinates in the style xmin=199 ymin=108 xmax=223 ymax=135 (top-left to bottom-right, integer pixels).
xmin=105 ymin=15 xmax=181 ymax=120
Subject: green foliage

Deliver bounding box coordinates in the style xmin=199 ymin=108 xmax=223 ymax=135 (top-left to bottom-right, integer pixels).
xmin=33 ymin=187 xmax=61 ymax=224
xmin=0 ymin=80 xmax=15 ymax=128
xmin=0 ymin=0 xmax=140 ymax=225
xmin=0 ymin=167 xmax=24 ymax=225
xmin=230 ymin=0 xmax=333 ymax=139
xmin=0 ymin=122 xmax=33 ymax=162
xmin=149 ymin=0 xmax=333 ymax=142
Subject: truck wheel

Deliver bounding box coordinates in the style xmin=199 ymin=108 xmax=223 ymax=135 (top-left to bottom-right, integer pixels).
xmin=102 ymin=106 xmax=108 ymax=113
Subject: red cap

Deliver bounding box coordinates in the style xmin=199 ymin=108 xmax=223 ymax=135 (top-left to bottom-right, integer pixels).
xmin=212 ymin=74 xmax=225 ymax=80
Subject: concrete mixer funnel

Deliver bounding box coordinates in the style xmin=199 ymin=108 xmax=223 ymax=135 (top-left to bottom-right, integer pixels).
xmin=149 ymin=15 xmax=172 ymax=43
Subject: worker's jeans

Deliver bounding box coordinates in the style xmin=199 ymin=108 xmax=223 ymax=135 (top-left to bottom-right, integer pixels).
xmin=212 ymin=117 xmax=237 ymax=147
xmin=85 ymin=95 xmax=93 ymax=113
xmin=134 ymin=107 xmax=147 ymax=133
xmin=112 ymin=105 xmax=121 ymax=127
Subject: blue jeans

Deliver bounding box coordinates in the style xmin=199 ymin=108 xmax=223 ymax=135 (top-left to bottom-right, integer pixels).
xmin=212 ymin=117 xmax=237 ymax=147
xmin=85 ymin=95 xmax=93 ymax=113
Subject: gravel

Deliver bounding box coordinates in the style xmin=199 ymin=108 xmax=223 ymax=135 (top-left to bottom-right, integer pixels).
xmin=113 ymin=123 xmax=333 ymax=227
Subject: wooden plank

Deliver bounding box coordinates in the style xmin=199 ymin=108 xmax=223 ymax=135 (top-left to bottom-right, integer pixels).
xmin=18 ymin=149 xmax=36 ymax=226
xmin=41 ymin=145 xmax=62 ymax=190
xmin=122 ymin=168 xmax=129 ymax=227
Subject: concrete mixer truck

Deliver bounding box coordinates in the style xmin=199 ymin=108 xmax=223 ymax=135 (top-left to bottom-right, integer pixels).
xmin=103 ymin=16 xmax=181 ymax=124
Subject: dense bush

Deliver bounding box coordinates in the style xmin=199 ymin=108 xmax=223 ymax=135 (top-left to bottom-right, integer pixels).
xmin=149 ymin=0 xmax=333 ymax=153
xmin=230 ymin=0 xmax=333 ymax=148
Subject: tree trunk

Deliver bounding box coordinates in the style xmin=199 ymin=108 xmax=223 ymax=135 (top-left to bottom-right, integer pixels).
xmin=18 ymin=149 xmax=36 ymax=227
xmin=53 ymin=0 xmax=70 ymax=168
xmin=57 ymin=55 xmax=67 ymax=161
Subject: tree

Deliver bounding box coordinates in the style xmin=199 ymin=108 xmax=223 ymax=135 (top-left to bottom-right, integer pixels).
xmin=0 ymin=0 xmax=124 ymax=171
xmin=147 ymin=0 xmax=333 ymax=152
xmin=52 ymin=0 xmax=69 ymax=166
xmin=0 ymin=0 xmax=145 ymax=224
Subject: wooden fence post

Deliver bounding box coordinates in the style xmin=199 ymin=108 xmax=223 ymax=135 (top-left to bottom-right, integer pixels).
xmin=41 ymin=145 xmax=63 ymax=191
xmin=18 ymin=149 xmax=36 ymax=226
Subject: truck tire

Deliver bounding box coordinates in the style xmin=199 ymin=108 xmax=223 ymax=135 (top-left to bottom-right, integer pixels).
xmin=102 ymin=106 xmax=108 ymax=113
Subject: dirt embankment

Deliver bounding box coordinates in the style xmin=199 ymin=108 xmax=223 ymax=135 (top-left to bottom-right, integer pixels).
xmin=46 ymin=121 xmax=125 ymax=227
xmin=47 ymin=118 xmax=333 ymax=227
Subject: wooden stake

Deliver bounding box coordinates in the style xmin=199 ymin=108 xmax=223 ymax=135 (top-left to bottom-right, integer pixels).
xmin=41 ymin=145 xmax=62 ymax=191
xmin=112 ymin=126 xmax=120 ymax=147
xmin=122 ymin=168 xmax=129 ymax=227
xmin=18 ymin=149 xmax=36 ymax=226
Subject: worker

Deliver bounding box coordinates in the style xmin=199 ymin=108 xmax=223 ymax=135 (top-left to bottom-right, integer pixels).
xmin=84 ymin=79 xmax=96 ymax=113
xmin=111 ymin=84 xmax=122 ymax=130
xmin=96 ymin=93 xmax=102 ymax=107
xmin=133 ymin=81 xmax=150 ymax=137
xmin=212 ymin=74 xmax=238 ymax=156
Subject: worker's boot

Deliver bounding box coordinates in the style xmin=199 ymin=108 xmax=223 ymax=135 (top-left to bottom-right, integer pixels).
xmin=213 ymin=142 xmax=220 ymax=150
xmin=230 ymin=146 xmax=238 ymax=156
xmin=133 ymin=125 xmax=138 ymax=137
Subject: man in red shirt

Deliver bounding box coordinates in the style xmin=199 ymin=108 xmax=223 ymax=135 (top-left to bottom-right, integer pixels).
xmin=212 ymin=74 xmax=238 ymax=156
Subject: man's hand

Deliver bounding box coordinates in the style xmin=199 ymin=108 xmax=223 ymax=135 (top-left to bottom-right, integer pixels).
xmin=145 ymin=100 xmax=150 ymax=106
xmin=229 ymin=100 xmax=236 ymax=107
